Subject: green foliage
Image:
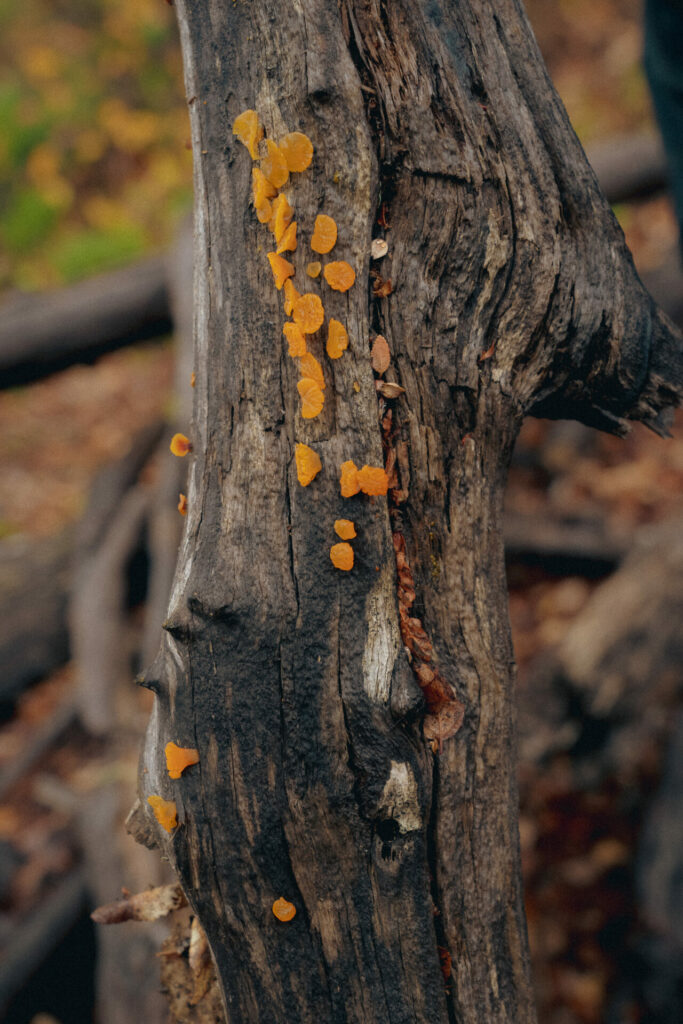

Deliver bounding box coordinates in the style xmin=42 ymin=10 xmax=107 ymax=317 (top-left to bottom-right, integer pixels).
xmin=0 ymin=0 xmax=191 ymax=290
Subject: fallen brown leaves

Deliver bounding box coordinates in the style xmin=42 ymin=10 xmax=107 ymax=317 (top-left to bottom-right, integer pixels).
xmin=91 ymin=882 xmax=186 ymax=924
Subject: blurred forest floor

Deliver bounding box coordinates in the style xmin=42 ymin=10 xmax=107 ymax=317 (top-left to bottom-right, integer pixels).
xmin=0 ymin=1 xmax=681 ymax=1023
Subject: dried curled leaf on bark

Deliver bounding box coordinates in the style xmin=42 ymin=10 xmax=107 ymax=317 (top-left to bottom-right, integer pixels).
xmin=371 ymin=335 xmax=391 ymax=374
xmin=376 ymin=381 xmax=405 ymax=398
xmin=91 ymin=882 xmax=187 ymax=924
xmin=188 ymin=916 xmax=214 ymax=1005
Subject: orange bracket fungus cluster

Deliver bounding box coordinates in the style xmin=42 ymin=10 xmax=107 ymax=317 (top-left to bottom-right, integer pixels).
xmin=232 ymin=108 xmax=359 ymax=425
xmin=147 ymin=742 xmax=200 ymax=834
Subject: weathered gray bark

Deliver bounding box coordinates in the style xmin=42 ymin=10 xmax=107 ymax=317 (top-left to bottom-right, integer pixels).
xmin=130 ymin=2 xmax=683 ymax=1022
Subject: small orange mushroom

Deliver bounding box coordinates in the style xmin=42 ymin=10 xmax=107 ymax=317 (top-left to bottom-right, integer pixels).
xmin=330 ymin=542 xmax=354 ymax=571
xmin=177 ymin=493 xmax=188 ymax=516
xmin=306 ymin=261 xmax=322 ymax=279
xmin=267 ymin=252 xmax=295 ymax=290
xmin=324 ymin=261 xmax=356 ymax=292
xmin=260 ymin=139 xmax=289 ymax=188
xmin=276 ymin=221 xmax=297 ymax=254
xmin=147 ymin=795 xmax=177 ymax=833
xmin=272 ymin=897 xmax=296 ymax=922
xmin=255 ymin=199 xmax=272 ymax=224
xmin=297 ymin=378 xmax=324 ymax=419
xmin=298 ymin=352 xmax=325 ymax=390
xmin=292 ymin=293 xmax=325 ymax=334
xmin=252 ymin=166 xmax=277 ymax=208
xmin=170 ymin=433 xmax=192 ymax=457
xmin=283 ymin=279 xmax=300 ymax=317
xmin=283 ymin=322 xmax=307 ymax=358
xmin=278 ymin=131 xmax=313 ymax=172
xmin=326 ymin=319 xmax=349 ymax=359
xmin=340 ymin=460 xmax=361 ymax=497
xmin=232 ymin=109 xmax=263 ymax=159
xmin=295 ymin=443 xmax=322 ymax=486
xmin=269 ymin=194 xmax=293 ymax=243
xmin=165 ymin=741 xmax=200 ymax=779
xmin=311 ymin=214 xmax=337 ymax=254
xmin=190 ymin=372 xmax=196 ymax=388
xmin=334 ymin=519 xmax=356 ymax=540
xmin=358 ymin=465 xmax=389 ymax=496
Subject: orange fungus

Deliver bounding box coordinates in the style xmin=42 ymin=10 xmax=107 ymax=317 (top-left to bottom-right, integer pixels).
xmin=292 ymin=293 xmax=325 ymax=334
xmin=272 ymin=897 xmax=296 ymax=922
xmin=306 ymin=261 xmax=322 ymax=279
xmin=326 ymin=319 xmax=349 ymax=359
xmin=358 ymin=465 xmax=389 ymax=496
xmin=297 ymin=378 xmax=325 ymax=419
xmin=283 ymin=279 xmax=300 ymax=317
xmin=147 ymin=795 xmax=177 ymax=833
xmin=295 ymin=443 xmax=322 ymax=486
xmin=269 ymin=194 xmax=293 ymax=243
xmin=298 ymin=352 xmax=325 ymax=390
xmin=256 ymin=199 xmax=272 ymax=224
xmin=177 ymin=493 xmax=188 ymax=516
xmin=283 ymin=322 xmax=307 ymax=358
xmin=340 ymin=460 xmax=361 ymax=497
xmin=165 ymin=742 xmax=200 ymax=779
xmin=324 ymin=261 xmax=356 ymax=292
xmin=278 ymin=131 xmax=313 ymax=172
xmin=267 ymin=252 xmax=295 ymax=290
xmin=252 ymin=167 xmax=276 ymax=208
xmin=334 ymin=519 xmax=356 ymax=540
xmin=261 ymin=139 xmax=289 ymax=188
xmin=232 ymin=109 xmax=262 ymax=159
xmin=170 ymin=433 xmax=192 ymax=457
xmin=311 ymin=214 xmax=337 ymax=255
xmin=330 ymin=542 xmax=354 ymax=571
xmin=276 ymin=220 xmax=297 ymax=254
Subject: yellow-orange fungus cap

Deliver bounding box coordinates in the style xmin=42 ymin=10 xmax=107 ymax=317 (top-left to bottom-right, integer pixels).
xmin=283 ymin=322 xmax=307 ymax=358
xmin=283 ymin=279 xmax=300 ymax=317
xmin=311 ymin=214 xmax=337 ymax=255
xmin=177 ymin=493 xmax=188 ymax=516
xmin=298 ymin=352 xmax=325 ymax=390
xmin=324 ymin=261 xmax=356 ymax=292
xmin=256 ymin=199 xmax=272 ymax=224
xmin=190 ymin=372 xmax=196 ymax=388
xmin=232 ymin=109 xmax=263 ymax=160
xmin=330 ymin=542 xmax=354 ymax=571
xmin=170 ymin=433 xmax=192 ymax=457
xmin=165 ymin=742 xmax=200 ymax=780
xmin=295 ymin=443 xmax=322 ymax=486
xmin=297 ymin=378 xmax=324 ymax=419
xmin=272 ymin=897 xmax=296 ymax=922
xmin=334 ymin=519 xmax=356 ymax=540
xmin=147 ymin=795 xmax=177 ymax=833
xmin=261 ymin=139 xmax=289 ymax=188
xmin=279 ymin=131 xmax=313 ymax=172
xmin=269 ymin=194 xmax=293 ymax=243
xmin=252 ymin=166 xmax=277 ymax=208
xmin=267 ymin=252 xmax=295 ymax=290
xmin=293 ymin=293 xmax=324 ymax=334
xmin=358 ymin=465 xmax=389 ymax=496
xmin=340 ymin=460 xmax=361 ymax=497
xmin=306 ymin=261 xmax=322 ymax=279
xmin=326 ymin=319 xmax=349 ymax=359
xmin=276 ymin=221 xmax=297 ymax=254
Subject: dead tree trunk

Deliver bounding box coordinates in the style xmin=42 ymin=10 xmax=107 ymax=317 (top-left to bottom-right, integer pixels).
xmin=129 ymin=2 xmax=683 ymax=1021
